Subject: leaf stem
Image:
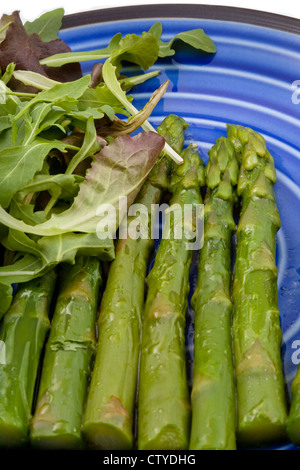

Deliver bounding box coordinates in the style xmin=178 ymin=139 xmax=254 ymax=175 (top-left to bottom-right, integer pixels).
xmin=43 ymin=195 xmax=57 ymax=217
xmin=120 ymin=70 xmax=161 ymax=89
xmin=4 ymin=91 xmax=37 ymax=97
xmin=0 ymin=21 xmax=12 ymax=36
xmin=40 ymin=51 xmax=111 ymax=67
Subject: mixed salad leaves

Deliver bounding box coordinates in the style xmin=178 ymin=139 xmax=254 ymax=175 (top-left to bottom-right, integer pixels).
xmin=0 ymin=8 xmax=216 ymax=317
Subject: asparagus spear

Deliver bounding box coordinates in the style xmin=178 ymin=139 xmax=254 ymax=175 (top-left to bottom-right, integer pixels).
xmin=137 ymin=143 xmax=205 ymax=450
xmin=227 ymin=124 xmax=288 ymax=445
xmin=30 ymin=256 xmax=102 ymax=449
xmin=82 ymin=114 xmax=188 ymax=450
xmin=0 ymin=270 xmax=56 ymax=447
xmin=189 ymin=137 xmax=238 ymax=450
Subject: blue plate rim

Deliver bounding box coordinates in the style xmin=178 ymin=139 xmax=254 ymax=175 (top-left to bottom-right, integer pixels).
xmin=61 ymin=3 xmax=300 ymax=35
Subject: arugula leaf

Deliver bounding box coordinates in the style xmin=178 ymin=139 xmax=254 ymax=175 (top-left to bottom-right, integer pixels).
xmin=21 ymin=173 xmax=83 ymax=201
xmin=0 ymin=13 xmax=14 ymax=44
xmin=0 ymin=231 xmax=115 ymax=318
xmin=102 ymin=60 xmax=183 ymax=164
xmin=66 ymin=116 xmax=101 ymax=174
xmin=148 ymin=22 xmax=216 ymax=57
xmin=9 ymin=198 xmax=48 ymax=225
xmin=37 ymin=232 xmax=115 ymax=264
xmin=0 ymin=103 xmax=14 ymax=132
xmin=65 ymin=108 xmax=105 ymax=124
xmin=24 ymin=8 xmax=64 ymax=42
xmin=22 ymin=102 xmax=53 ymax=145
xmin=1 ymin=61 xmax=15 ymax=84
xmin=78 ymin=85 xmax=126 ymax=117
xmin=40 ymin=23 xmax=216 ymax=66
xmin=4 ymin=229 xmax=41 ymax=258
xmin=14 ymin=74 xmax=91 ymax=119
xmin=4 ymin=230 xmax=114 ymax=265
xmin=40 ymin=33 xmax=122 ymax=67
xmin=0 ymin=131 xmax=165 ymax=235
xmin=98 ymin=80 xmax=169 ymax=137
xmin=34 ymin=20 xmax=216 ymax=165
xmin=0 ymin=256 xmax=43 ymax=318
xmin=110 ymin=32 xmax=159 ymax=73
xmin=13 ymin=71 xmax=118 ymax=122
xmin=13 ymin=69 xmax=59 ymax=90
xmin=102 ymin=60 xmax=146 ymax=120
xmin=0 ymin=139 xmax=67 ymax=208
xmin=0 ymin=114 xmax=12 ymax=132
xmin=28 ymin=104 xmax=66 ymax=139
xmin=120 ymin=70 xmax=161 ymax=92
xmin=173 ymin=29 xmax=216 ymax=53
xmin=0 ymin=80 xmax=20 ymax=108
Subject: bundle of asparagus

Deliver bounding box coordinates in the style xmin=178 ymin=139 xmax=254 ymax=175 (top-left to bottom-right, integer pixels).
xmin=227 ymin=124 xmax=288 ymax=445
xmin=30 ymin=257 xmax=102 ymax=449
xmin=0 ymin=121 xmax=289 ymax=450
xmin=82 ymin=115 xmax=188 ymax=450
xmin=0 ymin=271 xmax=56 ymax=447
xmin=137 ymin=142 xmax=205 ymax=450
xmin=190 ymin=136 xmax=238 ymax=450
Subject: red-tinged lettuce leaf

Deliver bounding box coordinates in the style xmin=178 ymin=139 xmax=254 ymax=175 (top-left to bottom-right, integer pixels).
xmin=0 ymin=11 xmax=81 ymax=93
xmin=37 ymin=131 xmax=165 ymax=234
xmin=90 ymin=63 xmax=103 ymax=88
xmin=0 ymin=131 xmax=165 ymax=236
xmin=0 ymin=13 xmax=14 ymax=43
xmin=98 ymin=80 xmax=169 ymax=137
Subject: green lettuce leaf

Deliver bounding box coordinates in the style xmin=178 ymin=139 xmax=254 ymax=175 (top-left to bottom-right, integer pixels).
xmin=78 ymin=85 xmax=126 ymax=117
xmin=148 ymin=22 xmax=216 ymax=57
xmin=14 ymin=74 xmax=91 ymax=119
xmin=0 ymin=139 xmax=67 ymax=208
xmin=40 ymin=32 xmax=122 ymax=67
xmin=9 ymin=198 xmax=48 ymax=225
xmin=13 ymin=69 xmax=59 ymax=90
xmin=24 ymin=8 xmax=65 ymax=42
xmin=102 ymin=59 xmax=183 ymax=164
xmin=21 ymin=173 xmax=83 ymax=201
xmin=3 ymin=230 xmax=114 ymax=264
xmin=0 ymin=232 xmax=114 ymax=318
xmin=65 ymin=116 xmax=101 ymax=174
xmin=110 ymin=31 xmax=159 ymax=73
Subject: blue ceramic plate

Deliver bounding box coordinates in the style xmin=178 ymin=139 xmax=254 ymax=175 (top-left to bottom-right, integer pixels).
xmin=60 ymin=5 xmax=300 ymax=450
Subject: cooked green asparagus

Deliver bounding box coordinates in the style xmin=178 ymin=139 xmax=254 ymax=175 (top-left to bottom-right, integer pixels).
xmin=190 ymin=136 xmax=238 ymax=450
xmin=82 ymin=114 xmax=188 ymax=450
xmin=0 ymin=270 xmax=56 ymax=447
xmin=137 ymin=143 xmax=205 ymax=450
xmin=227 ymin=124 xmax=288 ymax=445
xmin=30 ymin=256 xmax=102 ymax=449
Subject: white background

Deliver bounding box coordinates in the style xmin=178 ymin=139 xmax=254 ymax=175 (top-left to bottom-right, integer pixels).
xmin=2 ymin=0 xmax=300 ymax=23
